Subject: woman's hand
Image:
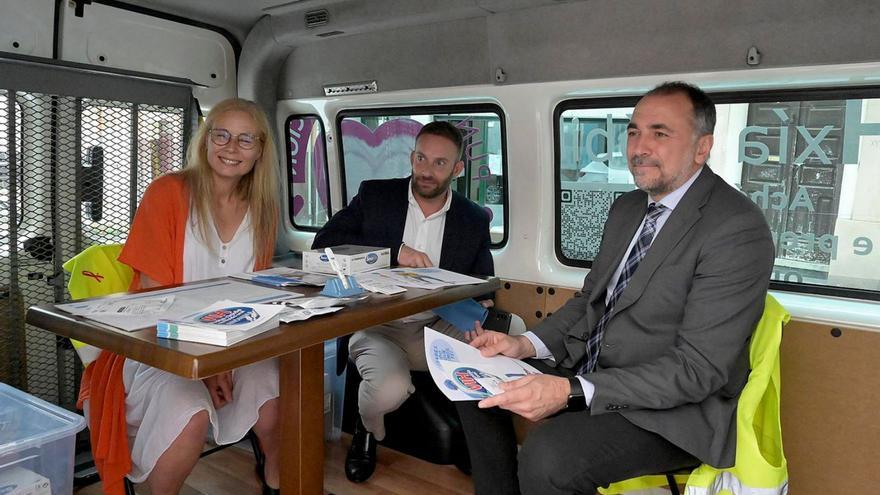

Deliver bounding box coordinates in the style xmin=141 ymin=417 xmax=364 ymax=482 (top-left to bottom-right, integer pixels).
xmin=203 ymin=371 xmax=234 ymax=409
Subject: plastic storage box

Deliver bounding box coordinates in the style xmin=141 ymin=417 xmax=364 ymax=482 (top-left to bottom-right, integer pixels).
xmin=0 ymin=382 xmax=86 ymax=495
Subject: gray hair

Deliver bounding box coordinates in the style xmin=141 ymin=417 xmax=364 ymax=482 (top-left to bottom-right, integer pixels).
xmin=643 ymin=81 xmax=716 ymax=137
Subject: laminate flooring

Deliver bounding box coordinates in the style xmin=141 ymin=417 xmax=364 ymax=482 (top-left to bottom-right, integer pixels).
xmin=73 ymin=433 xmax=474 ymax=495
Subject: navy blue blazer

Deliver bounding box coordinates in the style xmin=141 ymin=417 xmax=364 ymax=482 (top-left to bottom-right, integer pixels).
xmin=312 ymin=176 xmax=495 ymax=373
xmin=312 ymin=176 xmax=494 ymax=277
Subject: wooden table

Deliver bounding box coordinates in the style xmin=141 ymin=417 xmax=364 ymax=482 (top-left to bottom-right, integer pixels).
xmin=27 ymin=277 xmax=500 ymax=494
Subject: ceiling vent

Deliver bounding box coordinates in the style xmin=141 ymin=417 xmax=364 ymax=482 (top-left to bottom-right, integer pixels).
xmin=305 ymin=9 xmax=329 ymax=28
xmin=323 ymin=80 xmax=379 ymax=97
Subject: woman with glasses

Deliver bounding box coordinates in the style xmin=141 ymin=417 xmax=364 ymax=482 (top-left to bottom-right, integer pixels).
xmin=115 ymin=98 xmax=281 ymax=494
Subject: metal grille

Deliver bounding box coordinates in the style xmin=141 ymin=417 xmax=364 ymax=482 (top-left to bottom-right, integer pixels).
xmin=0 ymin=90 xmax=185 ymax=409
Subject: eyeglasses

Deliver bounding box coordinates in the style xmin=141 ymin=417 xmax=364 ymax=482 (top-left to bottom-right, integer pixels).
xmin=208 ymin=128 xmax=261 ymax=150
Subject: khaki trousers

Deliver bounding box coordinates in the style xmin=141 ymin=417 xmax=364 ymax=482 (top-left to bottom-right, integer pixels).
xmin=348 ymin=316 xmax=461 ymax=439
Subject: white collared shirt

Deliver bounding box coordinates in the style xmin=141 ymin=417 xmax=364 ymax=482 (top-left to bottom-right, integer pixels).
xmin=401 ymin=179 xmax=453 ymax=266
xmin=399 ymin=180 xmax=453 ymax=322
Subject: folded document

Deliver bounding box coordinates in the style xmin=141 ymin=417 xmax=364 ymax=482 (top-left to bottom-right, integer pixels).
xmin=157 ymin=300 xmax=285 ymax=346
xmin=432 ymin=298 xmax=488 ymax=331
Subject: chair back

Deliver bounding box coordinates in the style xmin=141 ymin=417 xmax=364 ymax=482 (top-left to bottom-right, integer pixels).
xmin=62 ymin=244 xmax=133 ymax=366
xmin=599 ymin=294 xmax=790 ymax=495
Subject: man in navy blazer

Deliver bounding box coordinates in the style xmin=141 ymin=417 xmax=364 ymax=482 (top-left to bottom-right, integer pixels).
xmin=456 ymin=82 xmax=775 ymax=495
xmin=312 ymin=121 xmax=494 ymax=482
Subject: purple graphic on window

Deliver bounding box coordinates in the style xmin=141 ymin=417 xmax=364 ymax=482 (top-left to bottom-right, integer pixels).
xmin=456 ymin=119 xmax=491 ymax=182
xmin=341 ymin=118 xmax=423 ymax=202
xmin=289 ymin=118 xmax=313 ymax=184
xmin=289 ymin=117 xmax=328 ymax=217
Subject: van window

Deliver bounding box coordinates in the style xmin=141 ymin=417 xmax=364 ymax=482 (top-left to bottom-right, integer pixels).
xmin=286 ymin=115 xmax=330 ymax=230
xmin=556 ymin=89 xmax=880 ymax=299
xmin=80 ymin=99 xmax=186 ymax=244
xmin=337 ymin=105 xmax=507 ymax=246
xmin=0 ymin=87 xmax=188 ymax=403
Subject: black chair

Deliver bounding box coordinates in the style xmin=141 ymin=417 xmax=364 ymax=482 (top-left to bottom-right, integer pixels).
xmin=339 ymin=308 xmax=513 ymax=472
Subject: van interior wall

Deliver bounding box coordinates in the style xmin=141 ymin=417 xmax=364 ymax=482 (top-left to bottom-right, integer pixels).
xmin=256 ymin=0 xmax=880 ymax=262
xmin=255 ymin=0 xmax=880 ymax=100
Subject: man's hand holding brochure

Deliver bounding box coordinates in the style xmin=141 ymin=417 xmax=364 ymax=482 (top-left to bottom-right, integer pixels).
xmin=424 ymin=327 xmax=541 ymax=402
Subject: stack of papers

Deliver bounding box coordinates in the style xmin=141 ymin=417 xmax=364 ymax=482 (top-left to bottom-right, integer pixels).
xmin=157 ymin=300 xmax=286 ymax=346
xmin=80 ymin=295 xmax=176 ymax=316
xmin=375 ymin=268 xmax=485 ymax=290
xmin=57 ymin=279 xmax=300 ymax=332
xmin=351 ymin=267 xmax=486 ymax=294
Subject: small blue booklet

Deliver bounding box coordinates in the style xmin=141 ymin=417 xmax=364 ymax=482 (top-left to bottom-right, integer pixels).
xmin=432 ymin=298 xmax=488 ymax=332
xmin=230 ymin=267 xmax=331 ymax=287
xmin=252 ymin=274 xmax=305 ymax=287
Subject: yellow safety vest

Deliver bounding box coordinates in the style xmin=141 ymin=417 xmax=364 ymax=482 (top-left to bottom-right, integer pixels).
xmin=599 ymin=295 xmax=790 ymax=495
xmin=62 ymin=244 xmax=133 ymax=366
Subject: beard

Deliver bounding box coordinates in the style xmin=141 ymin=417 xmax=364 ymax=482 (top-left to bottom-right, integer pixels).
xmin=413 ymin=172 xmax=454 ymax=200
xmin=630 ymin=155 xmax=674 ymax=197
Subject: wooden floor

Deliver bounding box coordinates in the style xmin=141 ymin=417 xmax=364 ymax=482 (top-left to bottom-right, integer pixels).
xmin=74 ymin=433 xmax=474 ymax=495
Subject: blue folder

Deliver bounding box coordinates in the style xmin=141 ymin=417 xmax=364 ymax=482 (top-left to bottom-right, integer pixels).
xmin=432 ymin=298 xmax=488 ymax=332
xmin=251 ymin=274 xmax=303 ymax=287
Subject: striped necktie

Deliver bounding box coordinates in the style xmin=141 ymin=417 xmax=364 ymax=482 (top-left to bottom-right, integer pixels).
xmin=579 ymin=203 xmax=667 ymax=374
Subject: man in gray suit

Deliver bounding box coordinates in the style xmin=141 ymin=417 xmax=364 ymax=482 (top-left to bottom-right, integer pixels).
xmin=456 ymin=82 xmax=775 ymax=495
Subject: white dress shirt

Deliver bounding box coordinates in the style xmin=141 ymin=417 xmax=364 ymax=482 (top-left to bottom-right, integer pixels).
xmin=401 ymin=179 xmax=453 ymax=266
xmin=400 ymin=179 xmax=453 ymax=321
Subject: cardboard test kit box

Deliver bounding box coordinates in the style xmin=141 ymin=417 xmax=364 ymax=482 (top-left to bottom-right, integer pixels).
xmin=303 ymin=244 xmax=391 ymax=275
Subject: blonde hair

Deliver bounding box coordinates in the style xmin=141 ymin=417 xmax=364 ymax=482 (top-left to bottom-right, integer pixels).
xmin=179 ymin=98 xmax=278 ymax=266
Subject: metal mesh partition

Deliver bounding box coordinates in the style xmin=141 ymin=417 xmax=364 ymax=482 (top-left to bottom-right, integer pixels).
xmin=0 ymin=88 xmax=186 ymax=409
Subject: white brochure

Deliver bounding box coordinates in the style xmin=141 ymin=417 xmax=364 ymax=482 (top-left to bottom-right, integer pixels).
xmin=373 ymin=268 xmax=486 ymax=290
xmin=424 ymin=326 xmax=541 ymax=401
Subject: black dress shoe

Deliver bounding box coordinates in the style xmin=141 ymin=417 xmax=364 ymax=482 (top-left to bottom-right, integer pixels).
xmin=345 ymin=418 xmax=377 ymax=482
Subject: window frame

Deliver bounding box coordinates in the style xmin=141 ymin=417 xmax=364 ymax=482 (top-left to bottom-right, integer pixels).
xmin=554 ymin=85 xmax=880 ymax=302
xmin=284 ymin=113 xmax=331 ymax=232
xmin=335 ymin=103 xmax=509 ymax=248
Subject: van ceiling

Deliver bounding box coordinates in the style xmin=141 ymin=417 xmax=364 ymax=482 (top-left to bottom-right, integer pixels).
xmin=117 ymin=0 xmax=576 ymax=44
xmin=120 ymin=0 xmax=285 ymax=41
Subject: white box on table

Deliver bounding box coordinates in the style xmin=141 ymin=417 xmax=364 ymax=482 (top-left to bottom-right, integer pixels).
xmin=303 ymin=244 xmax=390 ymax=275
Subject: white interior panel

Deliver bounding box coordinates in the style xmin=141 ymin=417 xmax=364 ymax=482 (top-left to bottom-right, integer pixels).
xmin=0 ymin=0 xmax=55 ymax=58
xmin=58 ymin=1 xmax=235 ymax=108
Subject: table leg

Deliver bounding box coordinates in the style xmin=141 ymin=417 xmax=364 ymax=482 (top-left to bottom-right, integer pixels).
xmin=279 ymin=343 xmax=325 ymax=494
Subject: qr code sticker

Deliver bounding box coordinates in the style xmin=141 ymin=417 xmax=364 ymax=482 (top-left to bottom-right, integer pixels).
xmin=560 ymin=188 xmax=628 ymax=261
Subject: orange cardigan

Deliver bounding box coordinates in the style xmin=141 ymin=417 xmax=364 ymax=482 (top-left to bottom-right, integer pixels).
xmin=79 ymin=173 xmax=274 ymax=494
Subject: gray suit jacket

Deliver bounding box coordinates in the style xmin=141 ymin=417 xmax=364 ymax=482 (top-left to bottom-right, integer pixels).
xmin=533 ymin=167 xmax=774 ymax=467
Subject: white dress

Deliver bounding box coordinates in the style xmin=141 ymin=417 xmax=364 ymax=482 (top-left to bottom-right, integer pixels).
xmin=122 ymin=211 xmax=279 ymax=483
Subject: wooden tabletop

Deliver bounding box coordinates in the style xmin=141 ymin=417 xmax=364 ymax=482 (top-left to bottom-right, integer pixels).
xmin=27 ymin=277 xmax=501 ymax=379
